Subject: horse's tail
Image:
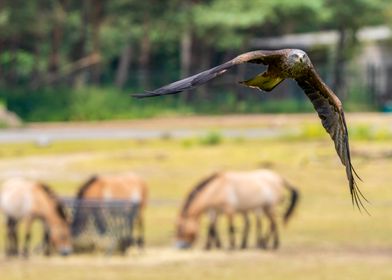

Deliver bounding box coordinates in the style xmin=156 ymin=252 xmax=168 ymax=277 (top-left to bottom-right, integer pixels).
xmin=71 ymin=175 xmax=99 ymax=236
xmin=283 ymin=181 xmax=299 ymax=225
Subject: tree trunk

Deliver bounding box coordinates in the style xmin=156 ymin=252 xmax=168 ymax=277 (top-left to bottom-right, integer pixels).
xmin=180 ymin=30 xmax=195 ymax=103
xmin=332 ymin=28 xmax=347 ymax=99
xmin=90 ymin=0 xmax=104 ymax=84
xmin=115 ymin=42 xmax=133 ymax=88
xmin=234 ymin=47 xmax=247 ymax=102
xmin=138 ymin=17 xmax=151 ymax=89
xmin=180 ymin=28 xmax=192 ymax=79
xmin=48 ymin=23 xmax=62 ymax=78
xmin=0 ymin=39 xmax=4 ymax=84
xmin=7 ymin=37 xmax=18 ymax=85
xmin=71 ymin=1 xmax=89 ymax=88
xmin=197 ymin=43 xmax=211 ymax=99
xmin=29 ymin=46 xmax=42 ymax=88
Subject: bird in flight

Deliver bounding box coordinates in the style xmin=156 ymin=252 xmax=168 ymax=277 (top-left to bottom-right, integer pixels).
xmin=133 ymin=49 xmax=367 ymax=212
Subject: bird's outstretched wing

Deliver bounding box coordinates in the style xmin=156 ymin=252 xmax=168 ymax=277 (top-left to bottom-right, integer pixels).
xmin=133 ymin=48 xmax=365 ymax=212
xmin=133 ymin=50 xmax=287 ymax=98
xmin=296 ymin=69 xmax=367 ymax=213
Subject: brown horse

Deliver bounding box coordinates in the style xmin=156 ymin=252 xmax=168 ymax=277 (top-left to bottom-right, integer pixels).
xmin=0 ymin=178 xmax=72 ymax=257
xmin=71 ymin=173 xmax=148 ymax=251
xmin=176 ymin=169 xmax=299 ymax=250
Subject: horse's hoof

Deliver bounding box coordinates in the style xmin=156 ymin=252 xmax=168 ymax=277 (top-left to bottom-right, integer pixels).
xmin=136 ymin=238 xmax=144 ymax=248
xmin=258 ymin=242 xmax=267 ymax=250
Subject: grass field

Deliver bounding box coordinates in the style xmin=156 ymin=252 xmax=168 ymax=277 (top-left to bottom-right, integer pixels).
xmin=0 ymin=114 xmax=392 ymax=280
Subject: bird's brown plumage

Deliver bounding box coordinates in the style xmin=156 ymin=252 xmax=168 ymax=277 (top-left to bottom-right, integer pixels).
xmin=133 ymin=48 xmax=366 ymax=212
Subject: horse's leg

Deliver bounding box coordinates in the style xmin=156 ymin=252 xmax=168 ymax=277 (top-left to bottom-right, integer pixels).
xmin=213 ymin=225 xmax=222 ymax=249
xmin=5 ymin=217 xmax=16 ymax=256
xmin=205 ymin=211 xmax=215 ymax=250
xmin=5 ymin=217 xmax=10 ymax=256
xmin=212 ymin=213 xmax=222 ymax=249
xmin=135 ymin=213 xmax=145 ymax=249
xmin=227 ymin=213 xmax=236 ymax=250
xmin=205 ymin=210 xmax=220 ymax=250
xmin=42 ymin=223 xmax=51 ymax=256
xmin=262 ymin=207 xmax=273 ymax=249
xmin=6 ymin=217 xmax=18 ymax=256
xmin=205 ymin=222 xmax=213 ymax=250
xmin=22 ymin=217 xmax=34 ymax=258
xmin=119 ymin=205 xmax=139 ymax=252
xmin=255 ymin=211 xmax=265 ymax=249
xmin=264 ymin=207 xmax=279 ymax=250
xmin=240 ymin=213 xmax=250 ymax=249
xmin=92 ymin=206 xmax=107 ymax=235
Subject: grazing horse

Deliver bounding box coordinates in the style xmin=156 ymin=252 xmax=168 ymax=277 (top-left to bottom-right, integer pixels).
xmin=0 ymin=178 xmax=72 ymax=257
xmin=71 ymin=173 xmax=148 ymax=251
xmin=176 ymin=169 xmax=299 ymax=250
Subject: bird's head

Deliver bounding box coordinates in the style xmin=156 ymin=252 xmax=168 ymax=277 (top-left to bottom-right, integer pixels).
xmin=287 ymin=49 xmax=311 ymax=77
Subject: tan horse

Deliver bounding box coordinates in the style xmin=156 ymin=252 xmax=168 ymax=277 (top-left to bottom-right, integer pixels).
xmin=71 ymin=173 xmax=148 ymax=251
xmin=0 ymin=178 xmax=72 ymax=257
xmin=176 ymin=169 xmax=299 ymax=250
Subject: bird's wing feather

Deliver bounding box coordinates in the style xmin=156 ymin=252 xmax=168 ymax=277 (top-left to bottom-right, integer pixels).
xmin=133 ymin=50 xmax=287 ymax=98
xmin=296 ymin=69 xmax=367 ymax=212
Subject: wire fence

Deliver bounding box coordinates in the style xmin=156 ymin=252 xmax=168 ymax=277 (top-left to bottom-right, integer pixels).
xmin=61 ymin=198 xmax=141 ymax=254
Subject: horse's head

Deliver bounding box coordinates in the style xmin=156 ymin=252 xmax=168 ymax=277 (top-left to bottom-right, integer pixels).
xmin=175 ymin=215 xmax=199 ymax=249
xmin=50 ymin=219 xmax=73 ymax=256
xmin=38 ymin=183 xmax=74 ymax=256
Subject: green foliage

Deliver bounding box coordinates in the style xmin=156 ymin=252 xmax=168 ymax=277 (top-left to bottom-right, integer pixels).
xmin=194 ymin=0 xmax=325 ymax=30
xmin=0 ymin=0 xmax=390 ymax=121
xmin=68 ymin=88 xmax=126 ymax=120
xmin=0 ymin=87 xmax=193 ymax=121
xmin=373 ymin=127 xmax=392 ymax=141
xmin=181 ymin=138 xmax=197 ymax=149
xmin=352 ymin=124 xmax=376 ymax=140
xmin=293 ymin=123 xmax=392 ymax=141
xmin=300 ymin=123 xmax=327 ymax=139
xmin=350 ymin=124 xmax=392 ymax=141
xmin=323 ymin=0 xmax=388 ymax=29
xmin=192 ymin=0 xmax=326 ymax=49
xmin=0 ymin=84 xmax=378 ymax=122
xmin=199 ymin=131 xmax=223 ymax=146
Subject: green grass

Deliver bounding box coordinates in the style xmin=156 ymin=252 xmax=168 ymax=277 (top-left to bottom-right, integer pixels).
xmin=0 ymin=86 xmax=378 ymax=122
xmin=1 ymin=122 xmax=392 ymax=279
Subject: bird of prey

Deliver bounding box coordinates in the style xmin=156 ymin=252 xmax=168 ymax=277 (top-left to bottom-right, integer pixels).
xmin=133 ymin=49 xmax=367 ymax=211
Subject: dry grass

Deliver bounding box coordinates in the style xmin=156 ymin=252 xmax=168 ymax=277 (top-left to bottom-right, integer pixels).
xmin=1 ymin=247 xmax=392 ymax=280
xmin=1 ymin=114 xmax=392 ymax=279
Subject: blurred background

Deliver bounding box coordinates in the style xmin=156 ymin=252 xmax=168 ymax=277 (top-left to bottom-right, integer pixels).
xmin=0 ymin=0 xmax=392 ymax=121
xmin=1 ymin=1 xmax=392 ymax=280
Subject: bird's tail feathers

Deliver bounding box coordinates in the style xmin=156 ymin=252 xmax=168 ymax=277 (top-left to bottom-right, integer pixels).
xmin=239 ymin=71 xmax=284 ymax=92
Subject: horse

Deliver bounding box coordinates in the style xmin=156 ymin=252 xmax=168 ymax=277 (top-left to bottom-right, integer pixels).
xmin=175 ymin=169 xmax=299 ymax=250
xmin=0 ymin=178 xmax=72 ymax=257
xmin=71 ymin=173 xmax=148 ymax=252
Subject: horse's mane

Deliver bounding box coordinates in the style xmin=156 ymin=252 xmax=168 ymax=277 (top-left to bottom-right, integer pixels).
xmin=39 ymin=183 xmax=68 ymax=222
xmin=181 ymin=172 xmax=220 ymax=216
xmin=76 ymin=175 xmax=99 ymax=199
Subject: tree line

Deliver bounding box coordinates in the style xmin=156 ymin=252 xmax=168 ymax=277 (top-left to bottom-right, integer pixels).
xmin=0 ymin=0 xmax=390 ymax=121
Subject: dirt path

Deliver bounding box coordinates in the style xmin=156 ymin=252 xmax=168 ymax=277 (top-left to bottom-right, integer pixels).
xmin=1 ymin=246 xmax=391 ymax=268
xmin=26 ymin=113 xmax=392 ymax=130
xmin=1 ymin=113 xmax=391 ymax=143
